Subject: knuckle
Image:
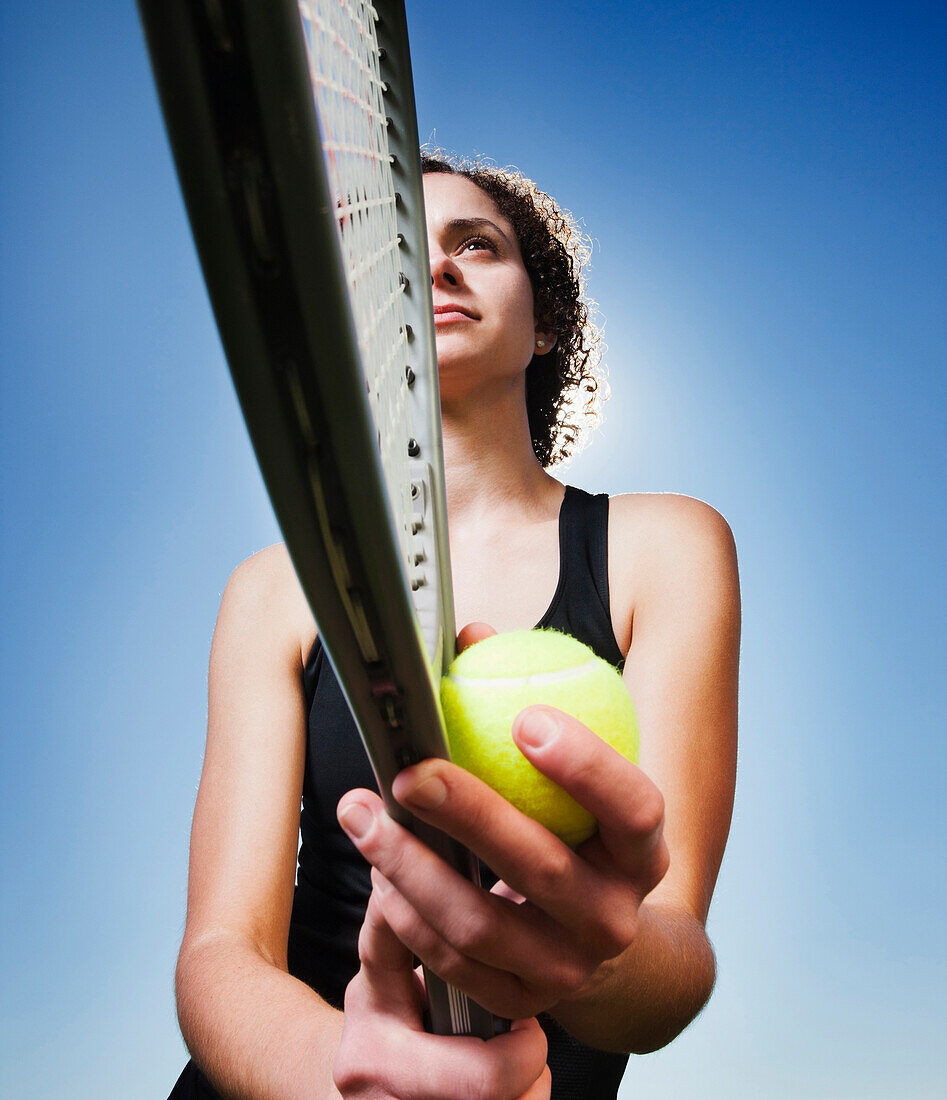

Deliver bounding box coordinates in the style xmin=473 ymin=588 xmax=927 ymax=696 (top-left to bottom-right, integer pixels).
xmin=605 ymin=911 xmax=639 ymax=955
xmin=341 ymin=976 xmax=365 ymax=1015
xmin=532 ymin=941 xmax=587 ymax=994
xmin=651 ymin=838 xmax=671 ymax=885
xmin=632 ymin=786 xmax=666 ymax=835
xmin=390 ymin=905 xmax=436 ymax=958
xmin=355 ymin=922 xmax=372 ymax=966
xmin=586 ymin=902 xmax=638 ymax=958
xmin=520 ymin=962 xmax=580 ymax=1015
xmin=550 ymin=956 xmax=590 ymax=999
xmin=418 ymin=934 xmax=468 ymax=986
xmin=530 ymin=844 xmax=577 ymax=898
xmin=447 ymin=904 xmax=495 ymax=955
xmin=332 ymin=1046 xmax=372 ymax=1093
xmin=433 ymin=942 xmax=463 ymax=978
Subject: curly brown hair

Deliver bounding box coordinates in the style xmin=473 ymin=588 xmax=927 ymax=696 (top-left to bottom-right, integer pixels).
xmin=421 ymin=152 xmax=606 ymax=468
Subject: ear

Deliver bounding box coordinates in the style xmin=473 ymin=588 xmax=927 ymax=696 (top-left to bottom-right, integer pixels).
xmin=533 ymin=329 xmax=557 ymax=356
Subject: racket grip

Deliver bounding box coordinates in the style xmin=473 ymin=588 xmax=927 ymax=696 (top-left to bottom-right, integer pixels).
xmin=423 ymin=965 xmax=511 ymax=1039
xmin=411 ymin=820 xmax=511 ymax=1038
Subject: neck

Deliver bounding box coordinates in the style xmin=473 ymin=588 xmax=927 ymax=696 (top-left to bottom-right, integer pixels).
xmin=440 ymin=374 xmax=562 ymax=533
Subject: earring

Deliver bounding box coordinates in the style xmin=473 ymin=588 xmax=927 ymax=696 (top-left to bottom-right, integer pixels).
xmin=536 ymin=338 xmax=546 ymax=349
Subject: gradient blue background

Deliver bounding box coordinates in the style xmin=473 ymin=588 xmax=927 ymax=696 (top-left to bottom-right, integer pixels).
xmin=2 ymin=1 xmax=944 ymax=1095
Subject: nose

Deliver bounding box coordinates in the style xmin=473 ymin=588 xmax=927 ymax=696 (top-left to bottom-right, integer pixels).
xmin=430 ymin=249 xmax=463 ymax=289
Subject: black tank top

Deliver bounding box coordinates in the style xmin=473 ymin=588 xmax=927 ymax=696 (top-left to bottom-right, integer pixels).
xmin=169 ymin=486 xmax=629 ymax=1099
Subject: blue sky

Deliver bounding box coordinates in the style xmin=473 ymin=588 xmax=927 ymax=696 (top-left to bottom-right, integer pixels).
xmin=1 ymin=1 xmax=944 ymax=1096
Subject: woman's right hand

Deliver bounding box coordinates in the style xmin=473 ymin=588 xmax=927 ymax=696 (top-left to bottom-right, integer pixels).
xmin=333 ymin=888 xmax=550 ymax=1100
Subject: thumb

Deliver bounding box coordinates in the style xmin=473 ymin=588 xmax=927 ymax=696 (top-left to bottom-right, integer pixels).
xmin=457 ymin=621 xmax=498 ymax=652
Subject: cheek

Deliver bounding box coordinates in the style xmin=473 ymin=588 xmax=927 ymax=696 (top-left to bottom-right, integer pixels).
xmin=501 ymin=272 xmax=537 ymax=346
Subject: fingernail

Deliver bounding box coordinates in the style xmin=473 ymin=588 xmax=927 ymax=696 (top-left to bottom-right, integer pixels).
xmin=401 ymin=774 xmax=448 ymax=811
xmin=516 ymin=708 xmax=560 ymax=749
xmin=338 ymin=802 xmax=374 ymax=840
xmin=373 ymin=871 xmax=393 ymax=896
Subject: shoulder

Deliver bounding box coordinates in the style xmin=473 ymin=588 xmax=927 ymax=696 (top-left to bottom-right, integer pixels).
xmin=606 ymin=493 xmax=739 ymax=636
xmin=608 ymin=492 xmax=736 ymax=562
xmin=217 ymin=543 xmax=317 ymax=666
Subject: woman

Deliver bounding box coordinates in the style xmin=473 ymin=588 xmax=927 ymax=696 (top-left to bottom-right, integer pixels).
xmin=169 ymin=154 xmax=740 ymax=1099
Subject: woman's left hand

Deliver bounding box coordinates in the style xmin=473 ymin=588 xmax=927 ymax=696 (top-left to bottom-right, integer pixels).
xmin=337 ymin=676 xmax=670 ymax=1021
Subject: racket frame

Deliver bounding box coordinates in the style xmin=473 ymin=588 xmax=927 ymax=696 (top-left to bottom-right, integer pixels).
xmin=138 ymin=0 xmax=506 ymax=1039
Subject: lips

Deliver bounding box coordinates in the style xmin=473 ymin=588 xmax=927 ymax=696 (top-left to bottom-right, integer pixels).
xmin=433 ymin=303 xmax=477 ymax=324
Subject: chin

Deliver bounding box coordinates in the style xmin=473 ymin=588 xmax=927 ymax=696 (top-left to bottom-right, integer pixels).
xmin=433 ymin=346 xmax=476 ymax=373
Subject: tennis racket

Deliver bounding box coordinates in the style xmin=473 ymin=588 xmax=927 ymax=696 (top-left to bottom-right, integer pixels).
xmin=138 ymin=0 xmax=507 ymax=1039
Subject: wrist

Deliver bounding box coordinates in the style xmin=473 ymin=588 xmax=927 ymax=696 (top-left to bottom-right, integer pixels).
xmin=548 ymin=904 xmax=717 ymax=1054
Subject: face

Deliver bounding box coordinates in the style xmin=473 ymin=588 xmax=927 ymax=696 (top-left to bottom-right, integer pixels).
xmin=422 ymin=172 xmax=552 ymax=392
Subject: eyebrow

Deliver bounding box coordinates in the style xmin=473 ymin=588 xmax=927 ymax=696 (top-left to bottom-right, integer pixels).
xmin=442 ymin=216 xmax=514 ymax=249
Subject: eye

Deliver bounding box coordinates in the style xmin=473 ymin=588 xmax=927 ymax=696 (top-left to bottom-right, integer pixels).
xmin=458 ymin=235 xmax=497 ymax=255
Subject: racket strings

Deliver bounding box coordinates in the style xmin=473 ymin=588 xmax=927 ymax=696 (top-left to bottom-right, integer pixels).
xmin=298 ymin=0 xmax=416 ymax=574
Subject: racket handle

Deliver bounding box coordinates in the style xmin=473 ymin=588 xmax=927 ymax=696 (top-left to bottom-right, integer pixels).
xmin=411 ymin=820 xmax=511 ymax=1038
xmin=423 ymin=966 xmax=511 ymax=1038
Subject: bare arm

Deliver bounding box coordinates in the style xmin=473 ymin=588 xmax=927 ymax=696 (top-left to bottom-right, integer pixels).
xmin=175 ymin=546 xmax=345 ymax=1099
xmin=177 ymin=547 xmax=553 ymax=1098
xmin=550 ymin=494 xmax=739 ymax=1050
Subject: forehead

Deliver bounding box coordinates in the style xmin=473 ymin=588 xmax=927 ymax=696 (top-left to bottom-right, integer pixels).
xmin=422 ymin=172 xmax=513 ymax=236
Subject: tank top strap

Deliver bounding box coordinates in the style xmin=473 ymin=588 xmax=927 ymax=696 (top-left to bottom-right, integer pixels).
xmin=537 ymin=486 xmax=624 ymax=669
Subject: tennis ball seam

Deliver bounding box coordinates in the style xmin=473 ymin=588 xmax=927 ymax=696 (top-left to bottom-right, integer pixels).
xmin=441 ymin=629 xmax=639 ymax=846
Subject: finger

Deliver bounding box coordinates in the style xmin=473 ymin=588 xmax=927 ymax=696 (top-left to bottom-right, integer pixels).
xmin=390 ymin=741 xmax=663 ymax=957
xmin=358 ymin=888 xmax=416 ymax=977
xmin=336 ymin=1007 xmax=548 ymax=1100
xmin=390 ymin=757 xmax=607 ymax=929
xmin=351 ymin=889 xmax=426 ymax=1025
xmin=517 ymin=1064 xmax=553 ymax=1100
xmin=492 ymin=1018 xmax=550 ymax=1100
xmin=342 ymin=792 xmax=571 ymax=1007
xmin=372 ymin=870 xmax=557 ymax=1019
xmin=512 ymin=706 xmax=669 ymax=886
xmin=463 ymin=1018 xmax=549 ymax=1100
xmin=457 ymin=621 xmax=498 ymax=652
xmin=387 ymin=1018 xmax=549 ymax=1100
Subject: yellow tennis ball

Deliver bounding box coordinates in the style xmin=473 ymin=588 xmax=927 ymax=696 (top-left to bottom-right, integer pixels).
xmin=440 ymin=629 xmax=639 ymax=846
